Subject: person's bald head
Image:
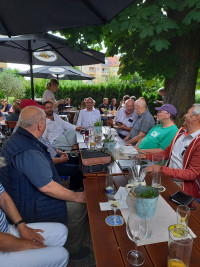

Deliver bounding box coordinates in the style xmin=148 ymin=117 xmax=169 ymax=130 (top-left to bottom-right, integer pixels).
xmin=134 ymin=98 xmax=147 ymax=114
xmin=18 ymin=106 xmax=46 ymax=137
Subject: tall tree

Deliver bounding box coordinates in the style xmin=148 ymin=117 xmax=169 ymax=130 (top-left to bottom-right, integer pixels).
xmin=60 ymin=0 xmax=200 ymax=126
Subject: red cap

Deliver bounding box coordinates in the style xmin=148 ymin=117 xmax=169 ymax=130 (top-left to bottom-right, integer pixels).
xmin=20 ymin=99 xmax=45 ymax=110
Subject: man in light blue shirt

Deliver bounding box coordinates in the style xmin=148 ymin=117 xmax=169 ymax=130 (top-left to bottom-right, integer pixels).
xmin=114 ymin=99 xmax=138 ymax=139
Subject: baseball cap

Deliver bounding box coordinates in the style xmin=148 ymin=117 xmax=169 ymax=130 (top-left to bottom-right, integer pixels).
xmin=20 ymin=99 xmax=45 ymax=110
xmin=155 ymin=104 xmax=177 ymax=116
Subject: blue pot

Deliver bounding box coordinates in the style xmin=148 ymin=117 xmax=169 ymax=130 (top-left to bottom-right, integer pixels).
xmin=94 ymin=126 xmax=102 ymax=135
xmin=104 ymin=141 xmax=115 ymax=154
xmin=134 ymin=186 xmax=159 ymax=219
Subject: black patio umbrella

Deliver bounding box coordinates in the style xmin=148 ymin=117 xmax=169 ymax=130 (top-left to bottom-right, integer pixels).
xmin=18 ymin=66 xmax=94 ymax=81
xmin=0 ymin=33 xmax=104 ymax=99
xmin=0 ymin=0 xmax=135 ymax=36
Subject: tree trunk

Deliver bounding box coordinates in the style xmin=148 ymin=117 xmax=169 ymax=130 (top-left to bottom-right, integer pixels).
xmin=164 ymin=30 xmax=200 ymax=127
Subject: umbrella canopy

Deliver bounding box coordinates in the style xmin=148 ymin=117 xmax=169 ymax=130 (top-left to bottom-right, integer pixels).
xmin=0 ymin=0 xmax=135 ymax=36
xmin=18 ymin=66 xmax=94 ymax=81
xmin=0 ymin=33 xmax=104 ymax=98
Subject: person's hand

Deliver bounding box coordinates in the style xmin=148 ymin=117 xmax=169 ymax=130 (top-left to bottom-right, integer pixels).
xmin=126 ymin=143 xmax=132 ymax=146
xmin=59 ymin=154 xmax=69 ymax=163
xmin=18 ymin=223 xmax=45 ymax=244
xmin=146 ymin=165 xmax=154 ymax=172
xmin=75 ymin=192 xmax=86 ymax=203
xmin=58 ymin=99 xmax=64 ymax=105
xmin=126 ymin=140 xmax=132 ymax=145
xmin=76 ymin=126 xmax=82 ymax=131
xmin=22 ymin=239 xmax=46 ymax=250
xmin=118 ymin=122 xmax=125 ymax=129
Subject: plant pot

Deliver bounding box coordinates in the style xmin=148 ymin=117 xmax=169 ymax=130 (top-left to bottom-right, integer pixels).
xmin=134 ymin=186 xmax=159 ymax=219
xmin=94 ymin=126 xmax=102 ymax=135
xmin=103 ymin=141 xmax=115 ymax=154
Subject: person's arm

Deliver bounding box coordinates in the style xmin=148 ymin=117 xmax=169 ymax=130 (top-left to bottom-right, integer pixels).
xmin=39 ymin=180 xmax=86 ymax=203
xmin=124 ymin=132 xmax=131 ymax=142
xmin=126 ymin=132 xmax=146 ymax=145
xmin=139 ymin=148 xmax=163 ymax=154
xmin=118 ymin=123 xmax=132 ymax=132
xmin=0 ymin=232 xmax=45 ymax=252
xmin=52 ymin=154 xmax=69 ymax=164
xmin=0 ymin=103 xmax=6 ymax=112
xmin=135 ymin=138 xmax=143 ymax=148
xmin=56 ymin=114 xmax=76 ymax=130
xmin=47 ymin=98 xmax=64 ymax=109
xmin=0 ymin=191 xmax=45 ymax=246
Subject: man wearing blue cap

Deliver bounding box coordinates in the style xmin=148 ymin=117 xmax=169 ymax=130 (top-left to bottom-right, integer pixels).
xmin=136 ymin=104 xmax=178 ymax=152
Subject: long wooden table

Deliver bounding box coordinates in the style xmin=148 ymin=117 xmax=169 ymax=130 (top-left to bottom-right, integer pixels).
xmin=84 ymin=173 xmax=200 ymax=267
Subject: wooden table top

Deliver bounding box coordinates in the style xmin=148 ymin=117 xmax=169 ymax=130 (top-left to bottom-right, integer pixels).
xmin=84 ymin=173 xmax=200 ymax=267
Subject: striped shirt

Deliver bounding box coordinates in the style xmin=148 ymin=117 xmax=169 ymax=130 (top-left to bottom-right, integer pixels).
xmin=0 ymin=183 xmax=9 ymax=233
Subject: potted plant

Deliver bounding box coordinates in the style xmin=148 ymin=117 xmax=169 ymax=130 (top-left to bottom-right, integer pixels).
xmin=103 ymin=136 xmax=115 ymax=154
xmin=104 ymin=108 xmax=109 ymax=115
xmin=134 ymin=186 xmax=159 ymax=219
xmin=94 ymin=119 xmax=103 ymax=135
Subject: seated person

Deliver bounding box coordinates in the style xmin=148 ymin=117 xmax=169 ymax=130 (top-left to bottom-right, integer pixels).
xmin=0 ymin=106 xmax=88 ymax=259
xmin=0 ymin=177 xmax=68 ymax=267
xmin=114 ymin=99 xmax=137 ymax=139
xmin=109 ymin=98 xmax=118 ymax=111
xmin=43 ymin=101 xmax=81 ymax=150
xmin=0 ymin=99 xmax=12 ymax=113
xmin=99 ymin=98 xmax=109 ymax=126
xmin=117 ymin=95 xmax=130 ymax=111
xmin=6 ymin=103 xmax=21 ymax=121
xmin=76 ymin=97 xmax=100 ymax=129
xmin=136 ymin=104 xmax=178 ymax=153
xmin=146 ymin=104 xmax=200 ymax=200
xmin=99 ymin=98 xmax=109 ymax=114
xmin=39 ymin=136 xmax=84 ymax=191
xmin=124 ymin=98 xmax=155 ymax=145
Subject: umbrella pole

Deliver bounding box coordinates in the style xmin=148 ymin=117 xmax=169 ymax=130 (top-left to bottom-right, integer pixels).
xmin=28 ymin=40 xmax=34 ymax=100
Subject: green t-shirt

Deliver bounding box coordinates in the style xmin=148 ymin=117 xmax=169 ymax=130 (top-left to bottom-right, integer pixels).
xmin=138 ymin=124 xmax=178 ymax=150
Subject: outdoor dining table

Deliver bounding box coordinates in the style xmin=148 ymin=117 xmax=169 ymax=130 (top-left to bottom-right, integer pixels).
xmin=83 ymin=173 xmax=200 ymax=267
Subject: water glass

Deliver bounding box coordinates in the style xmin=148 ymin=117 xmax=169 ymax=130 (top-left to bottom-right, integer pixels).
xmin=176 ymin=205 xmax=190 ymax=228
xmin=168 ymin=228 xmax=193 ymax=267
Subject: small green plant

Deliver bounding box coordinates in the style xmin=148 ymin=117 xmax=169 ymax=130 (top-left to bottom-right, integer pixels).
xmin=136 ymin=187 xmax=158 ymax=198
xmin=94 ymin=119 xmax=103 ymax=126
xmin=104 ymin=108 xmax=109 ymax=112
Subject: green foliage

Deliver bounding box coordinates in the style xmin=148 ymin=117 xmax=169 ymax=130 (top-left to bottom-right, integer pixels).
xmin=59 ymin=0 xmax=200 ymax=82
xmin=94 ymin=119 xmax=103 ymax=126
xmin=0 ymin=69 xmax=26 ymax=99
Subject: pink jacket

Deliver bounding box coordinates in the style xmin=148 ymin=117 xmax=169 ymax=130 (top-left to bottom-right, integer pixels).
xmin=147 ymin=128 xmax=200 ymax=198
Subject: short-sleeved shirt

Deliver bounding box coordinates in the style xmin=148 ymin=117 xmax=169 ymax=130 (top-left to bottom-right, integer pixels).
xmin=0 ymin=104 xmax=12 ymax=112
xmin=0 ymin=183 xmax=9 ymax=233
xmin=130 ymin=110 xmax=155 ymax=139
xmin=114 ymin=108 xmax=138 ymax=137
xmin=13 ymin=149 xmax=52 ymax=189
xmin=139 ymin=124 xmax=178 ymax=150
xmin=99 ymin=103 xmax=109 ymax=114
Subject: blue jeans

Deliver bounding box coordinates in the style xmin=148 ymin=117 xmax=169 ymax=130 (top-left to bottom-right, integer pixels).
xmin=55 ymin=154 xmax=84 ymax=190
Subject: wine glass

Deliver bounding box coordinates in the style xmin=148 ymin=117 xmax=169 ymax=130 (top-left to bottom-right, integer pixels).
xmin=105 ymin=192 xmax=124 ymax=226
xmin=126 ymin=212 xmax=147 ymax=266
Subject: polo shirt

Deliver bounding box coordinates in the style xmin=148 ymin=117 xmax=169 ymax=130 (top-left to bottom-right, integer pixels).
xmin=114 ymin=108 xmax=138 ymax=137
xmin=130 ymin=109 xmax=155 ymax=139
xmin=76 ymin=108 xmax=101 ymax=128
xmin=0 ymin=183 xmax=9 ymax=233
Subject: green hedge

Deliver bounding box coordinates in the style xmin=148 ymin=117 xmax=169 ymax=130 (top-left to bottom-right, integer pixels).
xmin=24 ymin=80 xmax=160 ymax=115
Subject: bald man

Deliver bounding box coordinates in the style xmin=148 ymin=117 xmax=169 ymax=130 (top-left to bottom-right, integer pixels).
xmin=0 ymin=106 xmax=89 ymax=260
xmin=124 ymin=98 xmax=155 ymax=145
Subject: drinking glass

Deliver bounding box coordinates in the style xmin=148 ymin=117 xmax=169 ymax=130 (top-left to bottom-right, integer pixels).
xmin=126 ymin=212 xmax=147 ymax=266
xmin=168 ymin=227 xmax=193 ymax=267
xmin=176 ymin=205 xmax=190 ymax=229
xmin=152 ymin=154 xmax=165 ymax=192
xmin=105 ymin=192 xmax=124 ymax=226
